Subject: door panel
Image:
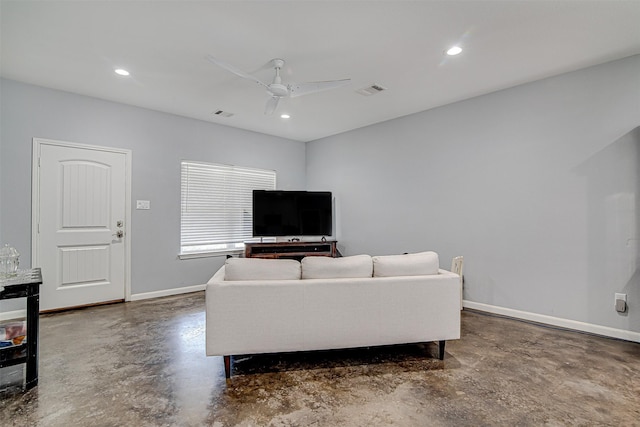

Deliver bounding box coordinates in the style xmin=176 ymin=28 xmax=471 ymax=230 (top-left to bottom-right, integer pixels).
xmin=59 ymin=245 xmax=110 ymax=286
xmin=61 ymin=161 xmax=110 ymax=228
xmin=36 ymin=142 xmax=127 ymax=311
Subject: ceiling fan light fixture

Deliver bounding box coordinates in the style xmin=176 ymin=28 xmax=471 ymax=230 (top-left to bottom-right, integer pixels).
xmin=446 ymin=46 xmax=463 ymax=56
xmin=114 ymin=68 xmax=130 ymax=76
xmin=206 ymin=55 xmax=351 ymax=115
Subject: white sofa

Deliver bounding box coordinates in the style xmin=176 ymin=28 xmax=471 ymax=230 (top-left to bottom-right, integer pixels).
xmin=205 ymin=251 xmax=461 ymax=378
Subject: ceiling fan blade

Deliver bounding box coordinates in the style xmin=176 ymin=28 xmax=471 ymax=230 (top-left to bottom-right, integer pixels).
xmin=206 ymin=55 xmax=268 ymax=89
xmin=251 ymin=59 xmax=278 ymax=75
xmin=288 ymin=79 xmax=351 ymax=98
xmin=264 ymin=96 xmax=280 ymax=115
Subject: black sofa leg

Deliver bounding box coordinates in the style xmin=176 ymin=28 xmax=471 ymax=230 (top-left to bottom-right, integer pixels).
xmin=224 ymin=355 xmax=231 ymax=379
xmin=438 ymin=340 xmax=446 ymax=360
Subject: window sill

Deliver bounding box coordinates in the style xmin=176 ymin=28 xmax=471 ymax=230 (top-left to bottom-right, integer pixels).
xmin=178 ymin=250 xmax=243 ymax=260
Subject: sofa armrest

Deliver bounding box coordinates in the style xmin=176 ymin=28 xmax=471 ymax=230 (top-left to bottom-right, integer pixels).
xmin=208 ymin=265 xmax=226 ymax=284
xmin=438 ymin=269 xmax=463 ymax=310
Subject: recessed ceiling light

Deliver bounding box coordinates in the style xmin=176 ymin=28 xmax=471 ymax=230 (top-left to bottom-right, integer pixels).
xmin=280 ymin=114 xmax=290 ymax=119
xmin=446 ymin=46 xmax=462 ymax=56
xmin=114 ymin=68 xmax=130 ymax=76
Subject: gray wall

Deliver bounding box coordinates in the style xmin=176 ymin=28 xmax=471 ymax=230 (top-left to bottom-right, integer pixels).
xmin=0 ymin=78 xmax=306 ymax=296
xmin=307 ymin=55 xmax=640 ymax=333
xmin=3 ymin=55 xmax=639 ymax=335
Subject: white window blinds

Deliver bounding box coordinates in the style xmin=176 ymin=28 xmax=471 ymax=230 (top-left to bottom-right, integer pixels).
xmin=180 ymin=161 xmax=276 ymax=255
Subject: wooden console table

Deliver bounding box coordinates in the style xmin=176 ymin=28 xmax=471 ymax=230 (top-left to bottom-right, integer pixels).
xmin=245 ymin=241 xmax=338 ymax=259
xmin=0 ymin=268 xmax=42 ymax=390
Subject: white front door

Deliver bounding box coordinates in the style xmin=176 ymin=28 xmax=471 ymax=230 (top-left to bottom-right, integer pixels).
xmin=33 ymin=139 xmax=130 ymax=311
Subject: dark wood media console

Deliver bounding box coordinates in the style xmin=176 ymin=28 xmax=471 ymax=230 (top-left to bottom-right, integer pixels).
xmin=245 ymin=241 xmax=337 ymax=259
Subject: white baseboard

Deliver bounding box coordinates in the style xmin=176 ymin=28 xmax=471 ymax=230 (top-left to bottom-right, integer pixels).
xmin=129 ymin=284 xmax=206 ymax=302
xmin=463 ymin=300 xmax=640 ymax=343
xmin=0 ymin=309 xmax=26 ymax=322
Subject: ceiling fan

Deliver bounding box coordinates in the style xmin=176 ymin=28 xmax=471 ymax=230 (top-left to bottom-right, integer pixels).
xmin=206 ymin=55 xmax=351 ymax=115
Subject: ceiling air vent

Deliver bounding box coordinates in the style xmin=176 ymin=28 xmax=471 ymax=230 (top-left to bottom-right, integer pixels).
xmin=356 ymin=84 xmax=387 ymax=96
xmin=213 ymin=110 xmax=234 ymax=118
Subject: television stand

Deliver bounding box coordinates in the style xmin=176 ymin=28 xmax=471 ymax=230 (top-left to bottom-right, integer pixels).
xmin=245 ymin=241 xmax=337 ymax=260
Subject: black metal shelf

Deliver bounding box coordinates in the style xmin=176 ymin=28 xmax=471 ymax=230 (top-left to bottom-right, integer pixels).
xmin=0 ymin=342 xmax=28 ymax=367
xmin=0 ymin=268 xmax=42 ymax=390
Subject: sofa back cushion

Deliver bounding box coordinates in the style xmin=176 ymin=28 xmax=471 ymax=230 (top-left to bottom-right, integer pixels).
xmin=372 ymin=251 xmax=439 ymax=277
xmin=224 ymin=258 xmax=301 ymax=281
xmin=301 ymin=254 xmax=373 ymax=279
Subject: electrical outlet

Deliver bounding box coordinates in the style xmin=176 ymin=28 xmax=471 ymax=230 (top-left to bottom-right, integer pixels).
xmin=615 ymin=293 xmax=627 ymax=313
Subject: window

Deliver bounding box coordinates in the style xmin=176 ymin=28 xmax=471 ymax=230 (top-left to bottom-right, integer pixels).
xmin=180 ymin=161 xmax=276 ymax=257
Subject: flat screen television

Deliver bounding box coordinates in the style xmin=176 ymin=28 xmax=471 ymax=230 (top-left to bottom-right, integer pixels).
xmin=252 ymin=190 xmax=332 ymax=237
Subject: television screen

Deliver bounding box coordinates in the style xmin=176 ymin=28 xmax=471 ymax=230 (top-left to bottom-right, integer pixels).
xmin=252 ymin=190 xmax=332 ymax=237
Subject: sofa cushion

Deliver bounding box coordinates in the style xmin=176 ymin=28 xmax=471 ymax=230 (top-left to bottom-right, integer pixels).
xmin=301 ymin=254 xmax=373 ymax=279
xmin=372 ymin=251 xmax=439 ymax=277
xmin=224 ymin=258 xmax=301 ymax=281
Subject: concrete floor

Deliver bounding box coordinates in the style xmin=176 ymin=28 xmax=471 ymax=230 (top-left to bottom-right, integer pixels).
xmin=1 ymin=292 xmax=639 ymax=427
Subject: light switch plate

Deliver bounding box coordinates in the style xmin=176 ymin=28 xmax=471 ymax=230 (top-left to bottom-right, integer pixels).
xmin=136 ymin=200 xmax=150 ymax=210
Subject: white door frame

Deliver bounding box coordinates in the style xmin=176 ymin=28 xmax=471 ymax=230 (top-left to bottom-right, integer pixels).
xmin=31 ymin=138 xmax=133 ymax=302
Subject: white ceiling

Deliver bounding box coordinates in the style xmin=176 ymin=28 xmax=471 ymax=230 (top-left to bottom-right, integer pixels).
xmin=2 ymin=1 xmax=640 ymax=142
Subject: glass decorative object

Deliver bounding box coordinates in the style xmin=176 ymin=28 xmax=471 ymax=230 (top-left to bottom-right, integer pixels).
xmin=0 ymin=244 xmax=20 ymax=279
